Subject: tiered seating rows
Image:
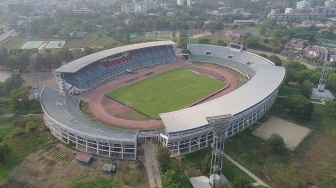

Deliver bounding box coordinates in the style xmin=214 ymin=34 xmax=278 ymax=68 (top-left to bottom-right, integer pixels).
xmin=62 ymin=45 xmax=176 ymax=90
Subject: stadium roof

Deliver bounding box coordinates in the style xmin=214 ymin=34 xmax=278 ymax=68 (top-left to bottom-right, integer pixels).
xmin=40 ymin=86 xmax=137 ymax=142
xmin=160 ymin=65 xmax=285 ymax=133
xmin=54 ymin=41 xmax=176 ymax=73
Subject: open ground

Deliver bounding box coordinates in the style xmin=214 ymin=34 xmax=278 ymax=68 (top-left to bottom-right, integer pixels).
xmin=7 ymin=143 xmax=149 ymax=188
xmin=79 ymin=61 xmax=241 ymax=129
xmin=253 ymin=117 xmax=312 ymax=150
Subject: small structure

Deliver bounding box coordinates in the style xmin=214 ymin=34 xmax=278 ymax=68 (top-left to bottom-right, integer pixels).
xmin=290 ymin=38 xmax=308 ymax=50
xmin=75 ymin=152 xmax=93 ymax=165
xmin=102 ymin=164 xmax=116 ymax=174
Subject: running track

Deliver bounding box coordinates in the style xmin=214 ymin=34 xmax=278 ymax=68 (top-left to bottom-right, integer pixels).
xmin=79 ymin=61 xmax=239 ymax=130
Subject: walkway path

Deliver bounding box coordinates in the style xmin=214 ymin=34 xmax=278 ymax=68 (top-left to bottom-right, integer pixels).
xmin=224 ymin=153 xmax=270 ymax=188
xmin=143 ymin=142 xmax=162 ymax=188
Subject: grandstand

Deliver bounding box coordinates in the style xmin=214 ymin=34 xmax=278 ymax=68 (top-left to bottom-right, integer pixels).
xmin=41 ymin=41 xmax=285 ymax=159
xmin=54 ymin=41 xmax=177 ymax=95
xmin=158 ymin=44 xmax=286 ymax=156
xmin=41 ymin=86 xmax=137 ymax=159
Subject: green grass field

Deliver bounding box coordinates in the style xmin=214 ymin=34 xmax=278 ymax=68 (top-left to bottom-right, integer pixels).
xmin=147 ymin=31 xmax=172 ymax=40
xmin=106 ymin=69 xmax=226 ymax=119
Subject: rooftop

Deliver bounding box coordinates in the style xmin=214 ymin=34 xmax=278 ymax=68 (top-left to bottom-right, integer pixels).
xmin=54 ymin=41 xmax=175 ymax=73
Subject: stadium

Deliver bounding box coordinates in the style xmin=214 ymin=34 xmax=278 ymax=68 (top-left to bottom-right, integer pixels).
xmin=40 ymin=41 xmax=285 ymax=160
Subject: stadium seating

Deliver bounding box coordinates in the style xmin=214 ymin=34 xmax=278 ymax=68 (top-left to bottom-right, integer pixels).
xmin=188 ymin=44 xmax=274 ymax=78
xmin=60 ymin=45 xmax=176 ymax=93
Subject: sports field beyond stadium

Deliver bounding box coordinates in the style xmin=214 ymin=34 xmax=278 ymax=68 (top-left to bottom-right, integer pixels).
xmin=146 ymin=31 xmax=172 ymax=40
xmin=106 ymin=68 xmax=226 ymax=119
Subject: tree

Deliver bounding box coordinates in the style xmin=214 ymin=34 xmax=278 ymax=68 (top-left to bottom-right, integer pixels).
xmin=309 ymin=71 xmax=321 ymax=84
xmin=302 ymin=80 xmax=315 ymax=96
xmin=0 ymin=74 xmax=24 ymax=97
xmin=0 ymin=47 xmax=9 ymax=66
xmin=292 ymin=99 xmax=314 ymax=122
xmin=327 ymin=72 xmax=336 ymax=91
xmin=295 ymin=69 xmax=311 ymax=83
xmin=268 ymin=55 xmax=282 ymax=66
xmin=5 ymin=55 xmax=21 ymax=69
xmin=10 ymin=88 xmax=30 ymax=114
xmin=156 ymin=146 xmax=171 ymax=173
xmin=331 ymin=61 xmax=336 ymax=71
xmin=267 ymin=133 xmax=285 ymax=151
xmin=198 ymin=38 xmax=211 ymax=44
xmin=231 ymin=174 xmax=253 ymax=188
xmin=0 ymin=142 xmax=11 ymax=163
xmin=326 ymin=101 xmax=336 ymax=118
xmin=217 ymin=40 xmax=227 ymax=47
xmin=161 ymin=170 xmax=181 ymax=188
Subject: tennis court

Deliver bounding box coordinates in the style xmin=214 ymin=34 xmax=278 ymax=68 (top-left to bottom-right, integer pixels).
xmin=45 ymin=41 xmax=65 ymax=49
xmin=21 ymin=41 xmax=44 ymax=49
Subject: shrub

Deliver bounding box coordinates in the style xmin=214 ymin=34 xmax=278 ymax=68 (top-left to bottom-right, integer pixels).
xmin=13 ymin=128 xmax=25 ymax=136
xmin=26 ymin=121 xmax=37 ymax=132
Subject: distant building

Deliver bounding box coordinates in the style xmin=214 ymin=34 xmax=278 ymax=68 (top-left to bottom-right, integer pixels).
xmin=303 ymin=45 xmax=328 ymax=59
xmin=285 ymin=8 xmax=296 ymax=14
xmin=290 ymin=38 xmax=308 ymax=50
xmin=7 ymin=1 xmax=21 ymax=14
xmin=102 ymin=164 xmax=116 ymax=174
xmin=296 ymin=0 xmax=311 ymax=9
xmin=177 ymin=0 xmax=185 ymax=6
xmin=268 ymin=11 xmax=324 ymax=21
xmin=121 ymin=1 xmax=157 ymax=14
xmin=325 ymin=0 xmax=336 ymax=8
xmin=187 ymin=0 xmax=192 ymax=7
xmin=233 ymin=20 xmax=259 ymax=26
xmin=330 ymin=54 xmax=336 ymax=62
xmin=266 ymin=2 xmax=289 ymax=8
xmin=75 ymin=153 xmax=93 ymax=165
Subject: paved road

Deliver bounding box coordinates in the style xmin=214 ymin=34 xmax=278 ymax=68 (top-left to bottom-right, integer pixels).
xmin=247 ymin=48 xmax=316 ymax=70
xmin=143 ymin=142 xmax=162 ymax=188
xmin=224 ymin=153 xmax=270 ymax=188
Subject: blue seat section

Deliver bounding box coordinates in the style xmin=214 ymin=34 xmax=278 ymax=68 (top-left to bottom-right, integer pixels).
xmin=187 ymin=44 xmax=274 ymax=78
xmin=61 ymin=45 xmax=177 ymax=91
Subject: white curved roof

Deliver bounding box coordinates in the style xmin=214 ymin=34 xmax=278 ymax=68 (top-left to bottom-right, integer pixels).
xmin=160 ymin=44 xmax=286 ymax=133
xmin=54 ymin=41 xmax=175 ymax=73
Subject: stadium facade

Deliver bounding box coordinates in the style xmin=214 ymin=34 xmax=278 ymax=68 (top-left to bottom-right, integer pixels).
xmin=40 ymin=41 xmax=285 ymax=159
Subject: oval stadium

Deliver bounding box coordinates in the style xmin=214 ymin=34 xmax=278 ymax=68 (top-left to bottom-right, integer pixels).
xmin=40 ymin=41 xmax=286 ymax=160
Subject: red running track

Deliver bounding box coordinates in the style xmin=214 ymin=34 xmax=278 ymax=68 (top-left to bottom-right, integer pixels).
xmin=79 ymin=61 xmax=239 ymax=130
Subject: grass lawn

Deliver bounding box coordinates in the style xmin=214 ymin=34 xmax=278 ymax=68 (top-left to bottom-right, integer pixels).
xmin=106 ymin=68 xmax=226 ymax=119
xmin=0 ymin=116 xmax=50 ymax=186
xmin=223 ymin=84 xmax=336 ymax=188
xmin=0 ymin=36 xmax=27 ymax=49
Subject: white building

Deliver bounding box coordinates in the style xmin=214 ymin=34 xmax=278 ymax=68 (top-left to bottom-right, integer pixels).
xmin=177 ymin=0 xmax=185 ymax=6
xmin=121 ymin=1 xmax=157 ymax=14
xmin=285 ymin=8 xmax=296 ymax=14
xmin=187 ymin=0 xmax=192 ymax=7
xmin=325 ymin=0 xmax=336 ymax=8
xmin=296 ymin=0 xmax=311 ymax=9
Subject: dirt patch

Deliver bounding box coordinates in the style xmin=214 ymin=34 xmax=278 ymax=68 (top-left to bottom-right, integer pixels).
xmin=0 ymin=70 xmax=11 ymax=82
xmin=8 ymin=143 xmax=149 ymax=188
xmin=252 ymin=117 xmax=312 ymax=150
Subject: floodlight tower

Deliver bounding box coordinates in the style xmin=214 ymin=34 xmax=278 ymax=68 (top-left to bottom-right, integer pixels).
xmin=318 ymin=47 xmax=330 ymax=92
xmin=30 ymin=52 xmax=39 ymax=100
xmin=187 ymin=21 xmax=196 ymax=44
xmin=206 ymin=114 xmax=232 ymax=187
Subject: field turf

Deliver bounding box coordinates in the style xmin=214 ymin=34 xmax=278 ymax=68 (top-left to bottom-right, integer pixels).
xmin=106 ymin=68 xmax=226 ymax=119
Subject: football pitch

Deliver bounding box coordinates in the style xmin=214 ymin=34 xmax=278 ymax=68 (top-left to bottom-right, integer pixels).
xmin=106 ymin=69 xmax=226 ymax=119
xmin=147 ymin=31 xmax=172 ymax=40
